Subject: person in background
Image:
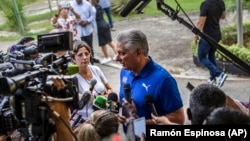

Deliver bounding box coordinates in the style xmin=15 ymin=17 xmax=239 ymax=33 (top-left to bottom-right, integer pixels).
xmin=98 ymin=0 xmax=116 ymax=31
xmin=77 ymin=110 xmax=119 ymax=141
xmin=151 ymin=83 xmax=249 ymax=125
xmin=86 ymin=0 xmax=99 ymax=54
xmin=51 ymin=1 xmax=81 ymax=41
xmin=71 ymin=40 xmax=113 ymax=131
xmin=116 ymin=29 xmax=185 ymax=126
xmin=203 ymin=107 xmax=250 ymax=124
xmin=7 ymin=37 xmax=35 ymax=53
xmin=194 ymin=0 xmax=227 ymax=88
xmin=71 ymin=0 xmax=99 ymax=64
xmin=89 ymin=0 xmax=118 ymax=64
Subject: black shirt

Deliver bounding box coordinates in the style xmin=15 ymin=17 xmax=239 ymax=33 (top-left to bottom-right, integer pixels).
xmin=200 ymin=0 xmax=225 ymax=37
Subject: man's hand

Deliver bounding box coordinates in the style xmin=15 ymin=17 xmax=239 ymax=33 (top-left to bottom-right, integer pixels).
xmin=79 ymin=20 xmax=88 ymax=27
xmin=194 ymin=35 xmax=200 ymax=44
xmin=122 ymin=99 xmax=138 ymax=119
xmin=151 ymin=113 xmax=179 ymax=125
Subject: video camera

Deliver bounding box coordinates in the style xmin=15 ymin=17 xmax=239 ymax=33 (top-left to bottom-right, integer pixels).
xmin=37 ymin=31 xmax=73 ymax=53
xmin=0 ymin=31 xmax=77 ymax=139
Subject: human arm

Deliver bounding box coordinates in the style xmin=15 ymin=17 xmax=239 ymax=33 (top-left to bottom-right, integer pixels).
xmin=50 ymin=77 xmax=76 ymax=141
xmin=51 ymin=6 xmax=62 ymax=25
xmin=93 ymin=65 xmax=113 ymax=96
xmin=104 ymin=83 xmax=113 ymax=97
xmin=151 ymin=113 xmax=179 ymax=125
xmin=225 ymin=95 xmax=249 ymax=114
xmin=195 ymin=16 xmax=206 ymax=44
xmin=69 ymin=6 xmax=80 ymax=20
xmin=145 ymin=107 xmax=184 ymax=125
xmin=220 ymin=11 xmax=226 ymax=19
xmin=78 ymin=3 xmax=95 ymax=27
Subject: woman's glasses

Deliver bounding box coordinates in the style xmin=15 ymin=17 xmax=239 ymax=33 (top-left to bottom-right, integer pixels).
xmin=77 ymin=52 xmax=90 ymax=58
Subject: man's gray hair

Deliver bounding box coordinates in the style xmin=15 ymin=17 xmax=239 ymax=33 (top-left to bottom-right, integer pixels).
xmin=116 ymin=29 xmax=149 ymax=56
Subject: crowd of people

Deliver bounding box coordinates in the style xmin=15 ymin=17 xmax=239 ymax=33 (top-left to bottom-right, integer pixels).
xmin=1 ymin=0 xmax=250 ymax=141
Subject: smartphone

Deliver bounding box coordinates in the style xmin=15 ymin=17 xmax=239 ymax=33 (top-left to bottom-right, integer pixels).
xmin=186 ymin=81 xmax=195 ymax=91
xmin=133 ymin=117 xmax=146 ymax=138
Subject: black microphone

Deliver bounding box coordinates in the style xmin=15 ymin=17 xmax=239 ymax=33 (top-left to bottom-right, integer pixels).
xmin=144 ymin=94 xmax=158 ymax=116
xmin=120 ymin=0 xmax=151 ymax=17
xmin=123 ymin=83 xmax=132 ymax=103
xmin=108 ymin=92 xmax=118 ymax=102
xmin=78 ymin=91 xmax=91 ymax=109
xmin=70 ymin=110 xmax=85 ymax=129
xmin=106 ymin=92 xmax=119 ymax=114
xmin=89 ymin=79 xmax=97 ymax=92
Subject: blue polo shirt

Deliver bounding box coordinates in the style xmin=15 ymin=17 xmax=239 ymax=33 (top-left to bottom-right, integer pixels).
xmin=119 ymin=56 xmax=183 ymax=119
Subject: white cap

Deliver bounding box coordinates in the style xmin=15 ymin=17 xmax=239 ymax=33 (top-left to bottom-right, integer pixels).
xmin=59 ymin=1 xmax=71 ymax=8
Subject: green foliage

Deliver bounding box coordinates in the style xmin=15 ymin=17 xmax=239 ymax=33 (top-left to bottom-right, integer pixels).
xmin=26 ymin=11 xmax=56 ymax=23
xmin=0 ymin=0 xmax=26 ymax=33
xmin=221 ymin=22 xmax=250 ymax=48
xmin=225 ymin=0 xmax=250 ymax=11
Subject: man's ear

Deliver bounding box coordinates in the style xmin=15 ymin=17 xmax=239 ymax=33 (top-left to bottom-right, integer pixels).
xmin=186 ymin=108 xmax=192 ymax=120
xmin=136 ymin=48 xmax=142 ymax=56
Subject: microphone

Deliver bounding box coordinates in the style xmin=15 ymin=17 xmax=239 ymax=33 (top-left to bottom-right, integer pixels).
xmin=92 ymin=95 xmax=107 ymax=111
xmin=144 ymin=94 xmax=158 ymax=116
xmin=123 ymin=83 xmax=132 ymax=103
xmin=89 ymin=79 xmax=97 ymax=92
xmin=106 ymin=92 xmax=120 ymax=114
xmin=70 ymin=110 xmax=85 ymax=128
xmin=78 ymin=91 xmax=91 ymax=109
xmin=120 ymin=0 xmax=151 ymax=17
xmin=71 ymin=91 xmax=90 ymax=128
xmin=67 ymin=64 xmax=79 ymax=75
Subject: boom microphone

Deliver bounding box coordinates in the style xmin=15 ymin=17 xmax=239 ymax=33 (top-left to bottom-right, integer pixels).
xmin=144 ymin=94 xmax=158 ymax=116
xmin=123 ymin=83 xmax=132 ymax=103
xmin=120 ymin=0 xmax=151 ymax=17
xmin=89 ymin=79 xmax=97 ymax=92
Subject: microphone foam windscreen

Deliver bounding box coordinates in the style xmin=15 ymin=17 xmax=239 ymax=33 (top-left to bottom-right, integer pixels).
xmin=90 ymin=79 xmax=97 ymax=85
xmin=93 ymin=95 xmax=107 ymax=109
xmin=107 ymin=92 xmax=118 ymax=102
xmin=144 ymin=94 xmax=154 ymax=104
xmin=124 ymin=83 xmax=131 ymax=92
xmin=67 ymin=64 xmax=79 ymax=75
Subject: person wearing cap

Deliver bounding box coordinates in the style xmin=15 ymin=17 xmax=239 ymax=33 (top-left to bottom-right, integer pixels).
xmin=51 ymin=1 xmax=81 ymax=41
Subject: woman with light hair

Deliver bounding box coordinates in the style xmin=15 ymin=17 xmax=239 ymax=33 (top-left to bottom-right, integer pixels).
xmin=77 ymin=110 xmax=119 ymax=141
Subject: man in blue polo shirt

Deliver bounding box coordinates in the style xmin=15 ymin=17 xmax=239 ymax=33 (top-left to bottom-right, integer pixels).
xmin=116 ymin=29 xmax=185 ymax=125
